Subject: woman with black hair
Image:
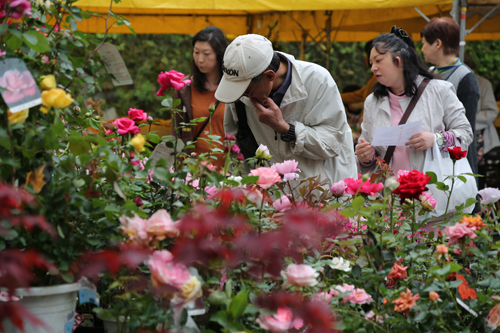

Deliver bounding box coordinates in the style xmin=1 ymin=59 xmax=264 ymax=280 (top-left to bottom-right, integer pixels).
xmin=356 ymin=27 xmax=472 ymax=177
xmin=172 ymin=26 xmax=228 ymax=169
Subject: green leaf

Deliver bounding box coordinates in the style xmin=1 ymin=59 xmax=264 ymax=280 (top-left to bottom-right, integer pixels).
xmin=22 ymin=31 xmax=49 ymax=53
xmin=240 ymin=176 xmax=259 ymax=184
xmin=352 ymin=264 xmax=361 ymax=277
xmin=208 ymin=290 xmax=229 ymax=306
xmin=464 ymin=197 xmax=477 ymax=208
xmin=228 ymin=291 xmax=248 ymax=319
xmin=72 ymin=178 xmax=85 ymax=188
xmin=352 ymin=196 xmax=365 ymax=211
xmin=6 ymin=34 xmax=23 ymax=50
xmin=22 ymin=32 xmax=38 ymax=45
xmin=426 ymin=171 xmax=437 ymax=184
xmin=161 ymin=97 xmax=173 ymax=108
xmin=0 ymin=23 xmax=7 ymax=36
xmin=57 ymin=225 xmax=65 ymax=239
xmin=457 ymin=175 xmax=467 ymax=183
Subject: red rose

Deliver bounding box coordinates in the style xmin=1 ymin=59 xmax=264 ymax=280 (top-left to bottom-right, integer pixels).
xmin=157 ymin=70 xmax=191 ymax=96
xmin=393 ymin=169 xmax=430 ymax=201
xmin=344 ymin=177 xmax=384 ymax=196
xmin=128 ymin=108 xmax=147 ymax=122
xmin=447 ymin=147 xmax=467 ymax=161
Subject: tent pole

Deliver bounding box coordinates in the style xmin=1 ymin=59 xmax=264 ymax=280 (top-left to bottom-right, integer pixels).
xmin=467 ymin=2 xmax=500 ymax=34
xmin=325 ymin=11 xmax=332 ymax=71
xmin=413 ymin=7 xmax=430 ymax=22
xmin=459 ymin=0 xmax=467 ymax=61
xmin=451 ymin=0 xmax=460 ymax=22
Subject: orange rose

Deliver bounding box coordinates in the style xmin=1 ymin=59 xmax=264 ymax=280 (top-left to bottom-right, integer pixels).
xmin=429 ymin=291 xmax=439 ymax=301
xmin=436 ymin=244 xmax=448 ymax=255
xmin=460 ymin=215 xmax=486 ymax=230
xmin=393 ymin=289 xmax=420 ymax=316
xmin=486 ymin=304 xmax=500 ymax=330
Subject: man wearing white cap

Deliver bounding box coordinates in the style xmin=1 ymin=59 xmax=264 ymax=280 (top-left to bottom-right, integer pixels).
xmin=215 ymin=34 xmax=356 ymax=184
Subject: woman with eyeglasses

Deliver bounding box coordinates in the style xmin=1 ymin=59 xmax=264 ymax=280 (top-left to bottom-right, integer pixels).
xmin=356 ymin=27 xmax=472 ymax=178
xmin=172 ymin=26 xmax=228 ymax=169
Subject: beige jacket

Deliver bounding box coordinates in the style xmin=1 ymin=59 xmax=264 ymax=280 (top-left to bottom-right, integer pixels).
xmin=224 ymin=52 xmax=357 ymax=185
xmin=476 ymin=74 xmax=500 ymax=154
xmin=358 ymin=75 xmax=473 ymax=174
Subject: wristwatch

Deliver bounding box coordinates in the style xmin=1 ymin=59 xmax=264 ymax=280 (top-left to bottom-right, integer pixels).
xmin=280 ymin=123 xmax=295 ymax=142
xmin=435 ymin=131 xmax=445 ymax=150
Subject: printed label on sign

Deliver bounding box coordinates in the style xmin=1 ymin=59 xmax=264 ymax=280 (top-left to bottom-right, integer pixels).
xmin=0 ymin=58 xmax=42 ymax=113
xmin=149 ymin=142 xmax=175 ymax=166
xmin=99 ymin=43 xmax=133 ymax=86
xmin=64 ymin=311 xmax=74 ymax=333
xmin=73 ymin=312 xmax=84 ymax=331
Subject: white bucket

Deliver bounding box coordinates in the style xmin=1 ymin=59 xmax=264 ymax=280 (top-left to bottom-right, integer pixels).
xmin=1 ymin=283 xmax=80 ymax=333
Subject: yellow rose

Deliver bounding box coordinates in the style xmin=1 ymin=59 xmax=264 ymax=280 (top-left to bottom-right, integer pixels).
xmin=176 ymin=276 xmax=202 ymax=305
xmin=41 ymin=88 xmax=74 ymax=109
xmin=130 ymin=134 xmax=146 ymax=152
xmin=25 ymin=164 xmax=47 ymax=194
xmin=8 ymin=109 xmax=29 ymax=125
xmin=39 ymin=75 xmax=56 ymax=90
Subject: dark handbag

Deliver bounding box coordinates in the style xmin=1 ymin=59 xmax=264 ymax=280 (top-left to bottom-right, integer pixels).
xmin=235 ymin=100 xmax=259 ymax=160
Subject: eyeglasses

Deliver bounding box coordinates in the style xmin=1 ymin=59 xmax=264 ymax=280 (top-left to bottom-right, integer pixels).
xmin=242 ymin=81 xmax=259 ymax=98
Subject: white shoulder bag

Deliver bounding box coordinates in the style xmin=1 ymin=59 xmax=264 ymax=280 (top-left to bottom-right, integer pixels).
xmin=422 ymin=141 xmax=477 ymax=218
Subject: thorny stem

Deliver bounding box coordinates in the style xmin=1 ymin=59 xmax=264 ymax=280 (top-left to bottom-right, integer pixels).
xmin=443 ymin=160 xmax=456 ymax=223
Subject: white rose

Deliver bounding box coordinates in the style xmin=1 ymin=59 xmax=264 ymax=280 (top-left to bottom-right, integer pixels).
xmin=329 ymin=257 xmax=351 ymax=272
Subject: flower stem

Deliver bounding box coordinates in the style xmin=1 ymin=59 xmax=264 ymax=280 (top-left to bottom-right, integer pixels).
xmin=444 ymin=160 xmax=456 ymax=222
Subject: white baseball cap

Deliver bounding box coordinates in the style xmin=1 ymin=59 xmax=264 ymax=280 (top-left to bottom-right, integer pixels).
xmin=215 ymin=34 xmax=274 ymax=103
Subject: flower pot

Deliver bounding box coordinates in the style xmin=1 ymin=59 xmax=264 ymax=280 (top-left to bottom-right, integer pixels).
xmin=1 ymin=283 xmax=80 ymax=333
xmin=96 ymin=313 xmax=129 ymax=333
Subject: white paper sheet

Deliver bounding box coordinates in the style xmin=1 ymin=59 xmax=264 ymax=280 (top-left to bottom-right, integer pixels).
xmin=371 ymin=120 xmax=422 ymax=147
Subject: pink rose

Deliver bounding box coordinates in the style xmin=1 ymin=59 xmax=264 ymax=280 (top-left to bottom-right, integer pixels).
xmin=148 ymin=250 xmax=191 ymax=289
xmin=256 ymin=307 xmax=303 ymax=333
xmin=273 ymin=195 xmax=291 ymax=212
xmin=204 ymin=185 xmax=218 ymax=199
xmin=119 ymin=214 xmax=148 ymax=243
xmin=346 ymin=288 xmax=373 ymax=304
xmin=443 ymin=222 xmax=477 ymax=246
xmin=271 ymin=160 xmax=300 ymax=182
xmin=312 ymin=290 xmax=333 ymax=303
xmin=478 ymin=187 xmax=500 ymax=205
xmin=249 ymin=167 xmax=281 ymax=189
xmin=345 ymin=177 xmax=384 ymax=196
xmin=0 ymin=69 xmax=36 ymax=103
xmin=396 ymin=169 xmax=410 ymax=180
xmin=113 ymin=118 xmax=140 ymax=135
xmin=128 ymin=108 xmax=147 ymax=122
xmin=420 ymin=192 xmax=437 ymax=211
xmin=281 ymin=264 xmax=319 ymax=289
xmin=146 ymin=209 xmax=179 ymax=239
xmin=5 ymin=0 xmax=32 ymax=19
xmin=157 ymin=70 xmax=191 ymax=96
xmin=331 ymin=180 xmax=346 ymax=197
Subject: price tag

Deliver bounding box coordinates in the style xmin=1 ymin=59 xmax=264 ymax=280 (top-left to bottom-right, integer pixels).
xmin=64 ymin=310 xmax=74 ymax=333
xmin=78 ymin=278 xmax=99 ymax=306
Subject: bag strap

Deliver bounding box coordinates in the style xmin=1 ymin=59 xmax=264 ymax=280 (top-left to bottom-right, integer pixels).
xmin=235 ymin=100 xmax=251 ymax=139
xmin=383 ymin=78 xmax=431 ymax=165
xmin=193 ymin=100 xmax=220 ymax=141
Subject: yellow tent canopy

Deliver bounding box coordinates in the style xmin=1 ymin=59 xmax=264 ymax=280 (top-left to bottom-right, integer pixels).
xmin=74 ymin=0 xmax=500 ymax=41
